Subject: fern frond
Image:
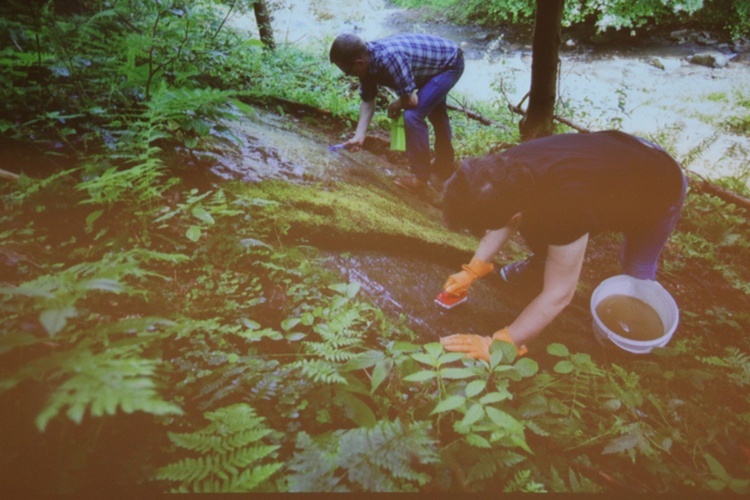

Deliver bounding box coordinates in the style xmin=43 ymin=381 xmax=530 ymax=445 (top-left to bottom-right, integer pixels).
xmin=290 ymin=358 xmax=347 ymax=385
xmin=523 ymin=420 xmax=551 ymax=437
xmin=699 ymin=347 xmax=750 ymax=387
xmin=465 ymin=448 xmax=527 ymax=484
xmin=155 ymin=403 xmax=282 ymax=493
xmin=35 ymin=345 xmax=182 ymax=431
xmin=286 ymin=432 xmax=344 ymax=492
xmin=503 ymin=469 xmax=546 ymax=492
xmin=287 ymin=420 xmax=438 ymax=492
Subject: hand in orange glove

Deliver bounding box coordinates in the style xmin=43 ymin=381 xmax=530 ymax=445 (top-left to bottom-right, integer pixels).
xmin=443 ymin=258 xmax=494 ymax=296
xmin=440 ymin=328 xmax=528 ymax=361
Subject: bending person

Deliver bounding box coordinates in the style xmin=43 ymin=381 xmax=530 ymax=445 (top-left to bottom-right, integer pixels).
xmin=439 ymin=130 xmax=687 ymax=359
xmin=329 ymin=33 xmax=464 ymax=191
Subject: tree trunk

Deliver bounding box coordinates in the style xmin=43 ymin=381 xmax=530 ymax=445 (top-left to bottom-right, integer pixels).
xmin=519 ymin=0 xmax=564 ymax=141
xmin=253 ymin=0 xmax=275 ymax=51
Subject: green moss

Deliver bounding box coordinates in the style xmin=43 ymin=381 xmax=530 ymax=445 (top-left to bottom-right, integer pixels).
xmin=235 ymin=180 xmax=478 ymax=258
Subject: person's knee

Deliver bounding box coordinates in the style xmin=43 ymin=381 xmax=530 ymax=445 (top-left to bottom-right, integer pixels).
xmin=403 ymin=108 xmax=425 ymax=127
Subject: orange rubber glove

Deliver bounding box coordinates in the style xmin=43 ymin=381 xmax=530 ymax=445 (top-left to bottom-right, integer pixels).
xmin=443 ymin=258 xmax=494 ymax=296
xmin=440 ymin=328 xmax=528 ymax=361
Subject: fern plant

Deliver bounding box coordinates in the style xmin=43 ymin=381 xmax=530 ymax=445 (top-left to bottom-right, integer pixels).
xmin=286 ymin=419 xmax=438 ymax=492
xmin=155 ymin=403 xmax=283 ymax=493
xmin=34 ymin=343 xmax=182 ymax=431
xmin=286 ymin=282 xmax=376 ymax=386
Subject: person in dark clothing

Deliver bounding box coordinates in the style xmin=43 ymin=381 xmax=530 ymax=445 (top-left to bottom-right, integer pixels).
xmin=438 ymin=131 xmax=687 ymax=359
xmin=329 ymin=33 xmax=464 ymax=191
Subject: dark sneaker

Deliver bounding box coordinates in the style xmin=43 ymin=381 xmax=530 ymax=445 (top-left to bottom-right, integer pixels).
xmin=499 ymin=255 xmax=545 ymax=287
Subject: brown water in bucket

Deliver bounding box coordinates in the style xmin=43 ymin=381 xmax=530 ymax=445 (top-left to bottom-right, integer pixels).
xmin=595 ymin=294 xmax=665 ymax=341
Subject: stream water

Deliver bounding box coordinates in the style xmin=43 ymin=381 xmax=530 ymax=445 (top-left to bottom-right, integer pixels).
xmin=230 ymin=0 xmax=750 ymax=183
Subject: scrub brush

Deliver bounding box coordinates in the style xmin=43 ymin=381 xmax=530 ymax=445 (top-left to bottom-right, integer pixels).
xmin=434 ymin=290 xmax=468 ymax=309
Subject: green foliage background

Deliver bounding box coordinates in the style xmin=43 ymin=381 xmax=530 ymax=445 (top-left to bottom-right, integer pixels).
xmin=1 ymin=0 xmax=749 ymax=495
xmin=391 ymin=0 xmax=750 ymax=38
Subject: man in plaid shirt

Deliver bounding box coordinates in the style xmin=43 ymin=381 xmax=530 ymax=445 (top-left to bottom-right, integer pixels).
xmin=330 ymin=33 xmax=464 ymax=191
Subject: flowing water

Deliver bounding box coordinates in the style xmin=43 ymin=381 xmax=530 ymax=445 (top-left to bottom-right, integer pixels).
xmin=228 ymin=0 xmax=750 ymax=183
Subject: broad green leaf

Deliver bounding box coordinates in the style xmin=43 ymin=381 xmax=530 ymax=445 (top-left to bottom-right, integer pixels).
xmin=329 ymin=281 xmax=360 ymax=298
xmin=489 ymin=346 xmax=504 ymax=369
xmin=240 ymin=318 xmax=261 ymax=330
xmin=462 ymin=403 xmax=485 ymax=427
xmin=554 ymin=360 xmax=575 ymax=374
xmin=437 ymin=352 xmax=466 ymax=365
xmin=191 ymin=206 xmax=215 ymax=224
xmin=706 ymin=479 xmax=726 ymax=492
xmin=301 ymin=312 xmax=315 ymax=325
xmin=85 ymin=209 xmax=103 ymax=229
xmin=403 ymin=370 xmax=437 ymax=382
xmin=281 ymin=317 xmax=301 ymax=331
xmin=603 ymin=399 xmax=622 ymax=411
xmin=485 ymin=406 xmax=522 ymax=431
xmin=466 ymin=433 xmax=491 ymax=448
xmin=40 ymin=307 xmax=76 ymax=337
xmin=439 ymin=367 xmax=475 ymax=379
xmin=431 ymin=395 xmax=466 ymax=414
xmin=465 ymin=379 xmax=487 ymax=398
xmin=453 ymin=420 xmax=471 ymax=435
xmin=344 ymin=350 xmax=384 ymax=371
xmin=370 ymin=358 xmax=393 ymax=393
xmin=411 ymin=352 xmax=437 ymax=367
xmin=704 ymin=453 xmax=729 ymax=480
xmin=285 ymin=332 xmax=306 ymax=341
xmin=424 ymin=342 xmax=444 ymax=359
xmin=547 ymin=343 xmax=569 ymax=357
xmin=571 ymin=352 xmax=592 ymax=364
xmin=333 ymin=391 xmax=376 ymax=428
xmin=513 ymin=357 xmax=539 ymax=377
xmin=480 ymin=391 xmax=509 ymax=405
xmin=390 ymin=341 xmax=422 ymax=353
xmin=186 ymin=225 xmax=201 ymax=242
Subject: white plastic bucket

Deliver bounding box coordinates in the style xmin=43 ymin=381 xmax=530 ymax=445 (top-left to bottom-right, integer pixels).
xmin=590 ymin=275 xmax=679 ymax=354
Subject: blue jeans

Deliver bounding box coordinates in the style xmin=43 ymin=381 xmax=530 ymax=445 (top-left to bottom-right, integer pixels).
xmin=621 ymin=172 xmax=687 ymax=280
xmin=403 ymin=55 xmax=464 ymax=181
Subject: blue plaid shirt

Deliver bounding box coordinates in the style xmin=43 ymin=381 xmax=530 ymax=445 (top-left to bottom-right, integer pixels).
xmin=359 ymin=34 xmax=462 ymax=101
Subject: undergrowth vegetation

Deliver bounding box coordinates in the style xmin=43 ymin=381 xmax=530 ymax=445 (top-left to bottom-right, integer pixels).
xmin=1 ymin=0 xmax=750 ymax=495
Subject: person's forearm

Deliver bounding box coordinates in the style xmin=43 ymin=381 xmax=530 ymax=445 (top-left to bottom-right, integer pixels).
xmin=507 ymin=291 xmax=571 ymax=345
xmin=354 ymin=100 xmax=376 ymax=139
xmin=473 ymin=227 xmax=514 ymax=263
xmin=507 ymin=234 xmax=588 ymax=345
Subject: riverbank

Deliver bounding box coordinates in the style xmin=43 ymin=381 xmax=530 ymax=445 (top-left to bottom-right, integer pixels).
xmin=232 ymin=0 xmax=750 ymax=185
